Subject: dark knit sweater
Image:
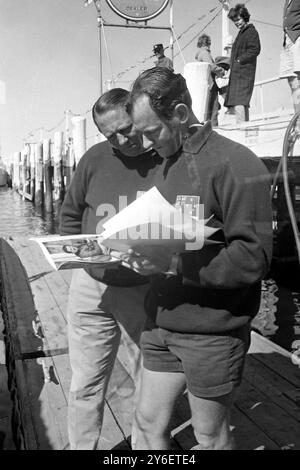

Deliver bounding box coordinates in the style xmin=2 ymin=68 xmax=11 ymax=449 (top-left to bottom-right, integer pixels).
xmin=59 ymin=141 xmax=163 ymax=286
xmin=148 ymin=122 xmax=273 ymax=333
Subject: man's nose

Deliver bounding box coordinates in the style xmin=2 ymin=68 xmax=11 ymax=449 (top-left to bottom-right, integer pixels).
xmin=142 ymin=135 xmax=153 ymax=150
xmin=117 ymin=133 xmax=128 ymax=146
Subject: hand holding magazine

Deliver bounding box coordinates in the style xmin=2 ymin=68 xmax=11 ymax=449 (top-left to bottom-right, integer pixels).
xmin=32 ymin=187 xmax=220 ymax=273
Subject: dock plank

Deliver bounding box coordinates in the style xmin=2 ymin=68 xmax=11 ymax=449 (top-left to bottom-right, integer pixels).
xmin=5 ymin=238 xmax=68 ymax=355
xmin=249 ymin=332 xmax=300 ymax=388
xmin=0 ymin=238 xmax=42 ymax=358
xmin=245 ymin=355 xmax=300 ymax=422
xmin=236 ymin=377 xmax=300 ymax=449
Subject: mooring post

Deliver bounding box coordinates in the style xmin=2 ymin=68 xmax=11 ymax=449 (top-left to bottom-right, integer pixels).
xmin=53 ymin=131 xmax=64 ymax=217
xmin=34 ymin=142 xmax=43 ymax=208
xmin=72 ymin=116 xmax=86 ymax=165
xmin=13 ymin=152 xmax=21 ymax=190
xmin=28 ymin=144 xmax=35 ymax=203
xmin=43 ymin=138 xmax=53 ymax=213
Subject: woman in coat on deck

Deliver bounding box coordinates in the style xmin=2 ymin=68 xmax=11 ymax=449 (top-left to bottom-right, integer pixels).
xmin=225 ymin=3 xmax=261 ymax=124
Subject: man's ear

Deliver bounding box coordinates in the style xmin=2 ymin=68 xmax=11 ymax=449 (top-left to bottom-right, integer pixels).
xmin=174 ymin=103 xmax=189 ymax=124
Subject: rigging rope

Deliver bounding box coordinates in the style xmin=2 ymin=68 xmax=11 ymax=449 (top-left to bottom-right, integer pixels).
xmin=100 ymin=15 xmax=115 ymax=84
xmin=171 ymin=26 xmax=186 ymax=65
xmin=114 ymin=5 xmax=219 ymax=81
xmin=174 ymin=7 xmax=222 ymax=58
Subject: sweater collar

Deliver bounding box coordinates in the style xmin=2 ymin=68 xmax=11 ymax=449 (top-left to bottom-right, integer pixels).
xmin=182 ymin=121 xmax=212 ymax=155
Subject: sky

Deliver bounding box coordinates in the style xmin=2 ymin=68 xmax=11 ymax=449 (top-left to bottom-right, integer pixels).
xmin=0 ymin=0 xmax=289 ymax=157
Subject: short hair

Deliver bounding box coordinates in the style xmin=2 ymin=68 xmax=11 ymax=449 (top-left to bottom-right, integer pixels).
xmin=228 ymin=3 xmax=250 ymax=23
xmin=128 ymin=67 xmax=192 ymax=121
xmin=92 ymin=88 xmax=129 ymax=128
xmin=197 ymin=34 xmax=211 ymax=48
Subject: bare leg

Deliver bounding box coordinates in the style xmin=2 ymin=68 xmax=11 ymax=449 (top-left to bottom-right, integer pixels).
xmin=188 ymin=388 xmax=237 ymax=450
xmin=133 ymin=367 xmax=186 ymax=450
xmin=288 ymin=74 xmax=300 ymax=114
xmin=234 ymin=105 xmax=246 ymax=125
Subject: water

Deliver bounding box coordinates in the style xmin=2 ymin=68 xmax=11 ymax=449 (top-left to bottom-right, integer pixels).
xmin=0 ymin=187 xmax=58 ymax=237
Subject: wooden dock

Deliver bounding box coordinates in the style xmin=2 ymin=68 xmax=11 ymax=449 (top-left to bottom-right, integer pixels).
xmin=0 ymin=237 xmax=300 ymax=450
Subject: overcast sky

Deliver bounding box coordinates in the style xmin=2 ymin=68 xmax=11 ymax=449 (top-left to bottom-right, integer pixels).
xmin=0 ymin=0 xmax=288 ymax=156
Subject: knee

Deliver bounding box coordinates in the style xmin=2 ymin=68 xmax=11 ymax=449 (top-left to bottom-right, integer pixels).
xmin=134 ymin=408 xmax=155 ymax=435
xmin=134 ymin=407 xmax=168 ymax=438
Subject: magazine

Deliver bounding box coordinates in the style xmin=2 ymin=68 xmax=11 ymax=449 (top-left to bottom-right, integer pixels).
xmin=32 ymin=187 xmax=220 ymax=272
xmin=31 ymin=234 xmax=121 ymax=271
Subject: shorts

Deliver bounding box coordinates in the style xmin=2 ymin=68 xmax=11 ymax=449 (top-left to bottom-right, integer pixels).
xmin=280 ymin=35 xmax=300 ymax=78
xmin=141 ymin=323 xmax=251 ymax=398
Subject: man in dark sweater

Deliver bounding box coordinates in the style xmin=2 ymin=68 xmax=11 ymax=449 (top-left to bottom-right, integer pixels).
xmin=59 ymin=88 xmax=162 ymax=450
xmin=127 ymin=67 xmax=273 ymax=450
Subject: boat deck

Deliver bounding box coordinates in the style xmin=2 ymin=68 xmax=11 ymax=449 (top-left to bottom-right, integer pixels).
xmin=0 ymin=237 xmax=299 ymax=450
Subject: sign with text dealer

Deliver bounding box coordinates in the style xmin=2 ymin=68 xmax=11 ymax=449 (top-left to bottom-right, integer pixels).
xmin=106 ymin=0 xmax=170 ymax=22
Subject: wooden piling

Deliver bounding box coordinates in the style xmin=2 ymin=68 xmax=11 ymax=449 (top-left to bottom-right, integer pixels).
xmin=24 ymin=145 xmax=31 ymax=199
xmin=52 ymin=131 xmax=64 ymax=217
xmin=34 ymin=142 xmax=43 ymax=208
xmin=62 ymin=110 xmax=75 ymax=192
xmin=13 ymin=152 xmax=21 ymax=189
xmin=43 ymin=139 xmax=53 ymax=214
xmin=29 ymin=144 xmax=35 ymax=203
xmin=62 ymin=138 xmax=75 ymax=193
xmin=19 ymin=147 xmax=27 ymax=200
xmin=71 ymin=116 xmax=86 ymax=164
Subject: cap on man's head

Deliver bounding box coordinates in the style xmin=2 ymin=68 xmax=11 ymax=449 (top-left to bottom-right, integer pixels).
xmin=153 ymin=43 xmax=164 ymax=53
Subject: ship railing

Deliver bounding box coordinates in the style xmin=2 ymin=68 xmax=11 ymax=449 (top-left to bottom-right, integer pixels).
xmin=253 ymin=76 xmax=294 ymax=121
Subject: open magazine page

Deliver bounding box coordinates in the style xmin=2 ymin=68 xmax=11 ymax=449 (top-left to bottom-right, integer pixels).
xmin=32 ymin=187 xmax=220 ymax=272
xmin=31 ymin=235 xmax=121 ymax=271
xmin=99 ymin=186 xmax=220 ymax=254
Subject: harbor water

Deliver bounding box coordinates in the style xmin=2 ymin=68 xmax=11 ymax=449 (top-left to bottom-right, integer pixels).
xmin=0 ymin=187 xmax=58 ymax=238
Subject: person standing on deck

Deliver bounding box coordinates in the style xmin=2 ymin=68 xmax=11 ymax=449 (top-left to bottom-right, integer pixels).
xmin=126 ymin=67 xmax=273 ymax=450
xmin=280 ymin=0 xmax=300 ymax=116
xmin=59 ymin=88 xmax=163 ymax=450
xmin=153 ymin=43 xmax=174 ymax=71
xmin=195 ymin=33 xmax=225 ymax=127
xmin=224 ymin=3 xmax=261 ymax=125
